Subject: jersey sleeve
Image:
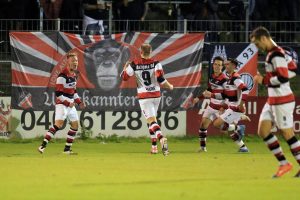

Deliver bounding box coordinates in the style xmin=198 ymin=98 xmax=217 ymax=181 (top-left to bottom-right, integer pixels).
xmin=234 ymin=78 xmax=249 ymax=101
xmin=121 ymin=63 xmax=134 ymax=81
xmin=269 ymin=53 xmax=289 ymax=85
xmin=287 ymin=55 xmax=297 ymax=79
xmin=74 ymin=91 xmax=81 ymax=104
xmin=155 ymin=62 xmax=166 ymax=84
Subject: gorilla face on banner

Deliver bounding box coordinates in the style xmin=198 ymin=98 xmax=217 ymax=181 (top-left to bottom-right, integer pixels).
xmin=85 ymin=39 xmax=130 ymax=91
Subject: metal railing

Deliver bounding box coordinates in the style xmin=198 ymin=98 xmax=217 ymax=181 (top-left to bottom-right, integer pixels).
xmin=1 ymin=18 xmax=299 ymax=96
xmin=1 ymin=19 xmax=299 ymax=61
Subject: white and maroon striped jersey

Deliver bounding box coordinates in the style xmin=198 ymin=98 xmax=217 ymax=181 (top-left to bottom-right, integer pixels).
xmin=263 ymin=46 xmax=295 ymax=105
xmin=223 ymin=72 xmax=249 ymax=112
xmin=122 ymin=58 xmax=166 ymax=99
xmin=55 ymin=68 xmax=81 ymax=106
xmin=207 ymin=73 xmax=227 ymax=110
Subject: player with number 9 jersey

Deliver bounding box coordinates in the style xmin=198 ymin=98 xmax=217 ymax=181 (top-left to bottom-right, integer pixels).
xmin=125 ymin=58 xmax=164 ymax=99
xmin=121 ymin=43 xmax=173 ymax=156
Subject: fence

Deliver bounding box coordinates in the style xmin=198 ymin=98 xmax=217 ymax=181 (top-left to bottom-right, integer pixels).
xmin=0 ymin=18 xmax=299 ymax=96
xmin=1 ymin=19 xmax=299 ymax=58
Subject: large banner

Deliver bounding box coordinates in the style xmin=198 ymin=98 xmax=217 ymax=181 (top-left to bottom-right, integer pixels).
xmin=10 ymin=32 xmax=205 ymax=111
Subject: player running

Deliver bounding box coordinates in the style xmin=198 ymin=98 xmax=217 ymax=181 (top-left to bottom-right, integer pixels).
xmin=121 ymin=43 xmax=173 ymax=156
xmin=203 ymin=58 xmax=250 ymax=152
xmin=193 ymin=56 xmax=250 ymax=152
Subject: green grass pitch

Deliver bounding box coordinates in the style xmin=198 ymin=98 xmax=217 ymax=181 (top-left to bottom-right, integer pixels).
xmin=0 ymin=137 xmax=299 ymax=200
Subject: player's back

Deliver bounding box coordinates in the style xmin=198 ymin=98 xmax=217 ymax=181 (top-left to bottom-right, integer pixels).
xmin=131 ymin=58 xmax=164 ymax=99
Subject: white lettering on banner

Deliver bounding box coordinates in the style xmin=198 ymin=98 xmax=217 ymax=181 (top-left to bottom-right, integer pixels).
xmin=160 ymin=90 xmax=173 ymax=108
xmin=76 ymin=90 xmax=138 ymax=107
xmin=82 ymin=90 xmax=174 ymax=108
xmin=43 ymin=90 xmax=174 ymax=108
xmin=13 ymin=110 xmax=186 ymax=138
xmin=44 ymin=92 xmax=56 ymax=106
xmin=247 ymin=101 xmax=257 ymax=115
xmin=236 ymin=43 xmax=258 ymax=71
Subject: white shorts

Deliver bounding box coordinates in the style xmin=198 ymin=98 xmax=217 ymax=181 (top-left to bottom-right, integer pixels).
xmin=220 ymin=108 xmax=243 ymax=125
xmin=259 ymin=102 xmax=295 ymax=129
xmin=139 ymin=97 xmax=161 ymax=119
xmin=55 ymin=104 xmax=79 ymax=122
xmin=200 ymin=105 xmax=220 ymax=122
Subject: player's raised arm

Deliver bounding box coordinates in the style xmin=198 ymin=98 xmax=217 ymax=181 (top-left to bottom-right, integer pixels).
xmin=121 ymin=61 xmax=134 ymax=81
xmin=161 ymin=80 xmax=173 ymax=90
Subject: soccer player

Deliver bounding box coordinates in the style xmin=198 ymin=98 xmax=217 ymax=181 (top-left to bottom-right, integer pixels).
xmin=121 ymin=43 xmax=173 ymax=156
xmin=251 ymin=26 xmax=300 ymax=178
xmin=203 ymin=58 xmax=250 ymax=152
xmin=194 ymin=56 xmax=250 ymax=152
xmin=38 ymin=53 xmax=86 ymax=154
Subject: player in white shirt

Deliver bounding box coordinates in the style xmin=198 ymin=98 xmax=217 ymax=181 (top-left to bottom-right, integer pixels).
xmin=121 ymin=43 xmax=173 ymax=155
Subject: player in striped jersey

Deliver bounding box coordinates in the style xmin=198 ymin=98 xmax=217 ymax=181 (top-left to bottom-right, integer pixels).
xmin=203 ymin=58 xmax=250 ymax=152
xmin=121 ymin=43 xmax=173 ymax=156
xmin=38 ymin=53 xmax=86 ymax=154
xmin=193 ymin=56 xmax=227 ymax=152
xmin=194 ymin=56 xmax=250 ymax=152
xmin=251 ymin=26 xmax=300 ymax=178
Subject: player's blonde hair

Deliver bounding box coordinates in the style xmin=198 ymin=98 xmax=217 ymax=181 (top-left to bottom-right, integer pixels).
xmin=141 ymin=43 xmax=152 ymax=57
xmin=66 ymin=52 xmax=78 ymax=59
